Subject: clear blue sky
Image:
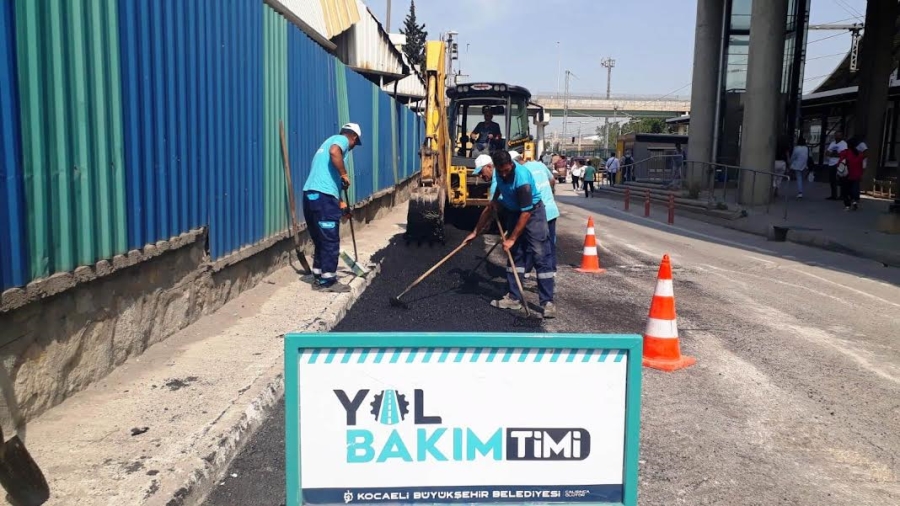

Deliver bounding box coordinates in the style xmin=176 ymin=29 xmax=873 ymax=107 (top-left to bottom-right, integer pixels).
xmin=364 ymin=0 xmax=868 ymax=134
xmin=366 ymin=0 xmax=867 ymax=94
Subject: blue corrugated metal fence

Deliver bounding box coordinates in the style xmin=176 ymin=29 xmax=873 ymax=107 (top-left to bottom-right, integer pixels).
xmin=0 ymin=0 xmax=423 ymax=291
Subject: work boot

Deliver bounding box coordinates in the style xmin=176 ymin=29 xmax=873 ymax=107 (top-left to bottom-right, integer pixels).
xmin=314 ymin=281 xmax=351 ymax=293
xmin=541 ymin=301 xmax=557 ymax=318
xmin=490 ymin=294 xmax=523 ymax=311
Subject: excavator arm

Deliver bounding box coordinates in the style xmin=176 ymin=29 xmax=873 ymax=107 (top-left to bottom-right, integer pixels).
xmin=406 ymin=40 xmax=450 ymax=245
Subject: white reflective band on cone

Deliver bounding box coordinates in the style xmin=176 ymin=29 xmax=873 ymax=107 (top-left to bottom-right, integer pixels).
xmin=654 ymin=279 xmax=674 ymax=297
xmin=645 ymin=317 xmax=678 ymax=339
xmin=583 ymin=246 xmax=598 ymax=256
xmin=586 ymin=227 xmax=595 ymax=235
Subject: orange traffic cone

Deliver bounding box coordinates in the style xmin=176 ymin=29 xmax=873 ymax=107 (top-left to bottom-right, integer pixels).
xmin=642 ymin=254 xmax=696 ymax=372
xmin=575 ymin=217 xmax=606 ymax=274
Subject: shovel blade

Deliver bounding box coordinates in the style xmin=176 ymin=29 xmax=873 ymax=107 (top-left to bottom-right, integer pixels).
xmin=0 ymin=435 xmax=50 ymax=506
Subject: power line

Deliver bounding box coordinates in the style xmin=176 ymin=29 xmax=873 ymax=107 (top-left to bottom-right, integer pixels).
xmin=806 ymin=51 xmax=846 ymax=61
xmin=803 ymin=72 xmax=833 ymax=82
xmin=830 ymin=0 xmax=864 ymax=21
xmin=808 ymin=32 xmax=846 ymax=44
xmin=657 ymin=81 xmax=692 ymax=100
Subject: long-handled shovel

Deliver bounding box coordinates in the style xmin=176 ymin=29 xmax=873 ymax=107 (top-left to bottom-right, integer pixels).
xmin=279 ymin=121 xmax=312 ymax=275
xmin=494 ymin=215 xmax=532 ymax=318
xmin=0 ymin=425 xmax=50 ymax=506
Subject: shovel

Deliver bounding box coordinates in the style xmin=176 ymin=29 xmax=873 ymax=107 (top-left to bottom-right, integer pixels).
xmin=494 ymin=215 xmax=533 ymax=319
xmin=0 ymin=425 xmax=50 ymax=506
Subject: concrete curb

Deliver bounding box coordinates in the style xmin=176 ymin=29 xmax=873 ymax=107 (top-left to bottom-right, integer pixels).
xmin=165 ymin=262 xmax=384 ymax=506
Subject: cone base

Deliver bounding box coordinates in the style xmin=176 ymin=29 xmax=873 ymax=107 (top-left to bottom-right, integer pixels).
xmin=575 ymin=267 xmax=606 ymax=274
xmin=642 ymin=355 xmax=696 ymax=372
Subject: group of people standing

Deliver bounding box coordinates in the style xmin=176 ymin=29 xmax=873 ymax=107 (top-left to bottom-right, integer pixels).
xmin=775 ymin=131 xmax=868 ymax=211
xmin=565 ymin=152 xmax=634 ymax=198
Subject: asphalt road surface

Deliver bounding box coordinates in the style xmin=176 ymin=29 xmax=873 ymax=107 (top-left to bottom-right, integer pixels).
xmin=204 ymin=194 xmax=900 ymax=506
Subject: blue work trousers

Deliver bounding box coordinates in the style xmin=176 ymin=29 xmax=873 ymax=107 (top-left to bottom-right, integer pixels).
xmin=525 ymin=218 xmax=556 ymax=272
xmin=504 ymin=204 xmax=555 ymax=305
xmin=302 ymin=191 xmax=341 ymax=283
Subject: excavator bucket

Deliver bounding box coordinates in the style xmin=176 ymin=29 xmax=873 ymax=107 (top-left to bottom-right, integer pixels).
xmin=406 ymin=186 xmax=445 ymax=245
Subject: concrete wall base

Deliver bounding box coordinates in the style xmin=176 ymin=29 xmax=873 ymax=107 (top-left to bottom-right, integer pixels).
xmin=0 ymin=176 xmax=417 ymax=427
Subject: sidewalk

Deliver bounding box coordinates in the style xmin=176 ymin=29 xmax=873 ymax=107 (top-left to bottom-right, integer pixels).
xmin=581 ymin=178 xmax=900 ymax=267
xmin=10 ymin=204 xmax=408 ymax=506
xmin=727 ymin=180 xmax=900 ymax=267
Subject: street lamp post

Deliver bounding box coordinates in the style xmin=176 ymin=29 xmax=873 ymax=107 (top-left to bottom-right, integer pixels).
xmin=562 ymin=70 xmax=576 ymax=153
xmin=601 ymin=57 xmax=615 ymax=154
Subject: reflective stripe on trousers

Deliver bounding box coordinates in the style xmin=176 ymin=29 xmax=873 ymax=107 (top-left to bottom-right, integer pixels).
xmin=302 ymin=191 xmax=341 ymax=284
xmin=504 ymin=204 xmax=554 ymax=305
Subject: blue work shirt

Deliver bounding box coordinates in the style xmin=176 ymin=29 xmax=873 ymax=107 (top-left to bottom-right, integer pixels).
xmin=489 ymin=162 xmax=541 ymax=212
xmin=302 ymin=134 xmax=351 ymax=199
xmin=524 ymin=161 xmax=559 ymax=221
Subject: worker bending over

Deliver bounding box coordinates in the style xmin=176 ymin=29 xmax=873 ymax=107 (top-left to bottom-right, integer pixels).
xmin=465 ymin=151 xmax=556 ymax=318
xmin=301 ymin=123 xmax=363 ymax=292
xmin=507 ymin=151 xmax=559 ymax=273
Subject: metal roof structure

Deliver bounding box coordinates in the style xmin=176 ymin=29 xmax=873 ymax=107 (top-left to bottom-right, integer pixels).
xmin=330 ymin=0 xmax=409 ymax=81
xmin=266 ymin=0 xmax=360 ymax=52
xmin=814 ymin=15 xmax=900 ymax=92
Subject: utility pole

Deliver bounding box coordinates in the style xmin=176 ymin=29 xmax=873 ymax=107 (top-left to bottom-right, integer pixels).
xmin=562 ymin=70 xmax=576 ymax=154
xmin=556 ymin=41 xmax=561 ymax=96
xmin=808 ymin=23 xmax=864 ymax=72
xmin=445 ymin=31 xmax=459 ymax=89
xmin=601 ymin=57 xmax=615 ymax=153
xmin=386 ymin=0 xmax=391 ymax=32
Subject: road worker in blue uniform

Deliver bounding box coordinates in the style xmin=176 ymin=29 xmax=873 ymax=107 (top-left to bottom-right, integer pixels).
xmin=464 ymin=151 xmax=556 ymax=318
xmin=509 ymin=151 xmax=559 ymax=273
xmin=301 ymin=123 xmax=362 ymax=292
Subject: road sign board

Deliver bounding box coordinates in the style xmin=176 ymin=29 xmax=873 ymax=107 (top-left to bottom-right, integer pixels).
xmin=285 ymin=333 xmax=642 ymax=506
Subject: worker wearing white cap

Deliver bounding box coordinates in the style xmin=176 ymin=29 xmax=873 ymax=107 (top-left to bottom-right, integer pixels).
xmin=467 ymin=151 xmax=556 ymax=318
xmin=301 ymin=122 xmax=363 ymax=292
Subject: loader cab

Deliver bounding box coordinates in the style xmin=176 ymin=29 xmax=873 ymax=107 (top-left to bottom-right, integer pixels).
xmin=447 ymin=83 xmax=533 ymax=167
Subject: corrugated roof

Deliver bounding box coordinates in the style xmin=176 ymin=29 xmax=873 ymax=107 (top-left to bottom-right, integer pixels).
xmin=277 ymin=0 xmax=358 ymax=41
xmin=331 ymin=0 xmax=408 ymax=79
xmin=322 ymin=0 xmax=360 ymax=39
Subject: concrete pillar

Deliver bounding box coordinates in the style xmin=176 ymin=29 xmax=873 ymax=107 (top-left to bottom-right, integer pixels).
xmin=686 ymin=0 xmax=725 ymax=186
xmin=853 ymin=0 xmax=899 ymax=189
xmin=738 ymin=0 xmax=788 ymax=206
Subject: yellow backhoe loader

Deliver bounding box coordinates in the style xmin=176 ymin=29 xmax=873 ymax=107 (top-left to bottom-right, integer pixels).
xmin=405 ymin=39 xmax=545 ymax=244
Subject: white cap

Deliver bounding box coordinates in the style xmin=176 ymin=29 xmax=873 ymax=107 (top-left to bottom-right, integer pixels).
xmin=508 ymin=150 xmax=522 ymax=161
xmin=341 ymin=122 xmax=363 ymax=145
xmin=473 ymin=154 xmax=493 ymax=175
xmin=857 ymin=141 xmax=868 ymax=152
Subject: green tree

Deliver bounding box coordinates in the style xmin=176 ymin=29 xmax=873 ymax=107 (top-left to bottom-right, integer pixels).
xmin=399 ymin=1 xmax=427 ymax=71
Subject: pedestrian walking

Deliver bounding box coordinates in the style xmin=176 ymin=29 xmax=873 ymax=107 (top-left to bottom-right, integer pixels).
xmin=773 ymin=136 xmax=790 ymax=198
xmin=571 ymin=159 xmax=582 ymax=191
xmin=605 ymin=153 xmax=620 ymax=187
xmin=790 ymin=136 xmax=810 ymax=199
xmin=825 ymin=132 xmax=847 ymax=200
xmin=838 ymin=138 xmax=865 ymax=211
xmin=582 ymin=160 xmax=596 ymax=197
xmin=465 ymin=150 xmax=556 ymax=318
xmin=622 ymin=151 xmax=634 ymax=182
xmin=301 ymin=123 xmax=363 ymax=292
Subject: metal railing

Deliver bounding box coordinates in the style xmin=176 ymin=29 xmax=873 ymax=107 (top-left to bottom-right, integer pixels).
xmin=533 ymin=92 xmax=691 ymax=102
xmin=621 ymin=155 xmax=791 ymax=219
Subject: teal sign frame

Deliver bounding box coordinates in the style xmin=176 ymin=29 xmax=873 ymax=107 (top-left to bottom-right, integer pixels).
xmin=284 ymin=332 xmax=642 ymax=506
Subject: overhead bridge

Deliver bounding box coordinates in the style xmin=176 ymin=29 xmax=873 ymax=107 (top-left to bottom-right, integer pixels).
xmin=531 ymin=93 xmax=691 ymax=119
